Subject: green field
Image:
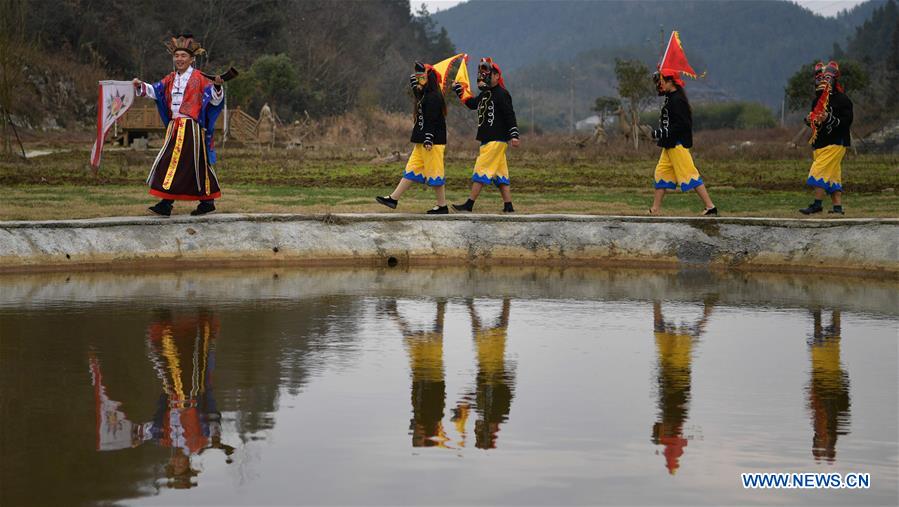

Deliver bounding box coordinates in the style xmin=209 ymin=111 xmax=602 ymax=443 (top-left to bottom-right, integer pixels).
xmin=1 ymin=142 xmax=896 ymax=220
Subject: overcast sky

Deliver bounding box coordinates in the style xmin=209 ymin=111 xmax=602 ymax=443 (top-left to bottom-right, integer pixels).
xmin=412 ymin=0 xmax=868 ymax=17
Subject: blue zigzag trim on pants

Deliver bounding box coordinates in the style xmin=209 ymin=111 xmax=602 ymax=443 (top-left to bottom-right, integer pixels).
xmin=654 ymin=179 xmax=677 ymax=190
xmin=472 ymin=172 xmax=511 ymax=187
xmin=403 ymin=171 xmax=445 ymax=187
xmin=679 ymin=177 xmax=703 ymax=192
xmin=806 ymin=175 xmax=842 ymax=194
xmin=472 ymin=172 xmax=491 ymax=185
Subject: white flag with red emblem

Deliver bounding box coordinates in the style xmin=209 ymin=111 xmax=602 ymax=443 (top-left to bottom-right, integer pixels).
xmin=90 ymin=80 xmax=135 ymax=169
xmin=89 ymin=354 xmax=140 ymax=451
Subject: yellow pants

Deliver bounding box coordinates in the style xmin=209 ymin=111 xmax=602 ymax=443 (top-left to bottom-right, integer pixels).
xmin=403 ymin=144 xmax=445 ymax=187
xmin=807 ymin=145 xmax=846 ymax=194
xmin=654 ymin=145 xmax=703 ymax=192
xmin=472 ymin=141 xmax=510 ymax=186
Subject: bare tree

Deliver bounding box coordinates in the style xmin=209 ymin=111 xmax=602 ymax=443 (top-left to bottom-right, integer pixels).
xmin=614 ymin=58 xmax=655 ymax=149
xmin=0 ymin=0 xmax=28 ymax=157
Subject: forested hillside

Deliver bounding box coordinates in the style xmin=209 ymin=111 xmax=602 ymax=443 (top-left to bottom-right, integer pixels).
xmin=434 ymin=0 xmax=886 ymax=128
xmin=840 ymin=0 xmax=899 ymax=126
xmin=2 ymin=0 xmax=892 ymax=135
xmin=10 ymin=0 xmax=454 ymax=123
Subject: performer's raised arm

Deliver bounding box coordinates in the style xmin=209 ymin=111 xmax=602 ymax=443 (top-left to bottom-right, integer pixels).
xmin=453 ymin=82 xmax=478 ymax=109
xmin=132 ymin=78 xmax=156 ymax=99
xmin=208 ymin=76 xmax=224 ymax=106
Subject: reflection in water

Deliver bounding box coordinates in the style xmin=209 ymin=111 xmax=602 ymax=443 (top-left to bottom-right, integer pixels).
xmin=456 ymin=299 xmax=516 ymax=450
xmin=389 ymin=299 xmax=450 ymax=448
xmin=807 ymin=309 xmax=851 ymax=463
xmin=1 ymin=268 xmax=894 ymax=505
xmin=90 ymin=310 xmax=234 ymax=489
xmin=390 ymin=298 xmax=517 ymax=450
xmin=651 ymin=299 xmax=714 ymax=474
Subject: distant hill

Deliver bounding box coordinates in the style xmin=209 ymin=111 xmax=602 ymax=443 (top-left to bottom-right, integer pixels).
xmin=434 ymin=0 xmax=885 ymax=130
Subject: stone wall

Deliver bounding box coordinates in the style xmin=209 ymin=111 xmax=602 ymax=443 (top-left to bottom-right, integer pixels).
xmin=1 ymin=214 xmax=897 ymax=277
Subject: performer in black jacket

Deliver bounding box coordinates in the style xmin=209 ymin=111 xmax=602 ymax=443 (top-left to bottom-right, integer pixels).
xmin=377 ymin=62 xmax=450 ymax=214
xmin=649 ymin=32 xmax=717 ymax=216
xmin=800 ymin=61 xmax=853 ymax=215
xmin=451 ymin=58 xmax=520 ymax=213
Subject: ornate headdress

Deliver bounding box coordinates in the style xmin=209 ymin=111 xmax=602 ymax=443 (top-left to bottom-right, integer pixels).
xmin=164 ymin=34 xmax=205 ymax=56
xmin=656 ymin=31 xmax=697 ymax=88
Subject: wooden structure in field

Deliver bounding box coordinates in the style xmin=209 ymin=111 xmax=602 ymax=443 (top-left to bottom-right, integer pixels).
xmin=227 ymin=108 xmax=259 ymax=143
xmin=114 ymin=105 xmax=261 ymax=145
xmin=115 ymin=106 xmax=165 ymax=145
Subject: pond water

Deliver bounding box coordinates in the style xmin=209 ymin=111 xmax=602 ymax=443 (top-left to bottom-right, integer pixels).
xmin=0 ymin=267 xmax=896 ymax=506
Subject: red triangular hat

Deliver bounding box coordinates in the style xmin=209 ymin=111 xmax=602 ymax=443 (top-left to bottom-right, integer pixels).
xmin=658 ymin=31 xmax=697 ymax=87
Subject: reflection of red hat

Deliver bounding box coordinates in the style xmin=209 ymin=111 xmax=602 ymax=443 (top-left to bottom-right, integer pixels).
xmin=660 ymin=434 xmax=688 ymax=475
xmin=658 ymin=31 xmax=697 ymax=88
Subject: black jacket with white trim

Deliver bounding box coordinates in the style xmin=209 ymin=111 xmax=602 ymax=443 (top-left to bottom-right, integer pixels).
xmin=461 ymin=85 xmax=519 ymax=143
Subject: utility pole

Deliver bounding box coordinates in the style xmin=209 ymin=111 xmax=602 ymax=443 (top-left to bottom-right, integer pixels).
xmin=660 ymin=25 xmax=665 ymax=56
xmin=781 ymin=94 xmax=786 ymax=128
xmin=569 ymin=65 xmax=575 ymax=135
xmin=530 ymin=88 xmax=535 ymax=135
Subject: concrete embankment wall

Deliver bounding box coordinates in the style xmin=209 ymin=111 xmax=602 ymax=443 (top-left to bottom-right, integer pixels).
xmin=3 ymin=267 xmax=897 ymax=316
xmin=1 ymin=214 xmax=897 ymax=277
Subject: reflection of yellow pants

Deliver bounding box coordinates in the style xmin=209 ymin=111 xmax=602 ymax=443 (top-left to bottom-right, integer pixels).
xmin=807 ymin=145 xmax=845 ymax=194
xmin=403 ymin=144 xmax=445 ymax=186
xmin=475 ymin=328 xmax=507 ymax=376
xmin=654 ymin=145 xmax=703 ymax=192
xmin=472 ymin=141 xmax=510 ymax=186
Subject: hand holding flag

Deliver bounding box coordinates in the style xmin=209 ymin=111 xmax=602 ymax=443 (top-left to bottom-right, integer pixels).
xmin=453 ymin=54 xmax=473 ymax=102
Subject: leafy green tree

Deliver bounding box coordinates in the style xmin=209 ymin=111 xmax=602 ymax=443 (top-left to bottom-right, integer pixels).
xmin=250 ymin=54 xmax=299 ymax=110
xmin=691 ymin=102 xmax=776 ymax=130
xmin=733 ymin=103 xmax=777 ymax=129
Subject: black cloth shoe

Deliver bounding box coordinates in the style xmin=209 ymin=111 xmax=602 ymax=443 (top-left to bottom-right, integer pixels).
xmin=503 ymin=202 xmax=515 ymax=213
xmin=799 ymin=202 xmax=823 ymax=215
xmin=452 ymin=199 xmax=475 ymax=213
xmin=701 ymin=206 xmax=718 ymax=216
xmin=190 ymin=201 xmax=216 ymax=216
xmin=376 ymin=195 xmax=398 ymax=209
xmin=426 ymin=205 xmax=449 ymax=214
xmin=828 ymin=205 xmax=844 ymax=215
xmin=148 ymin=200 xmax=173 ymax=217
